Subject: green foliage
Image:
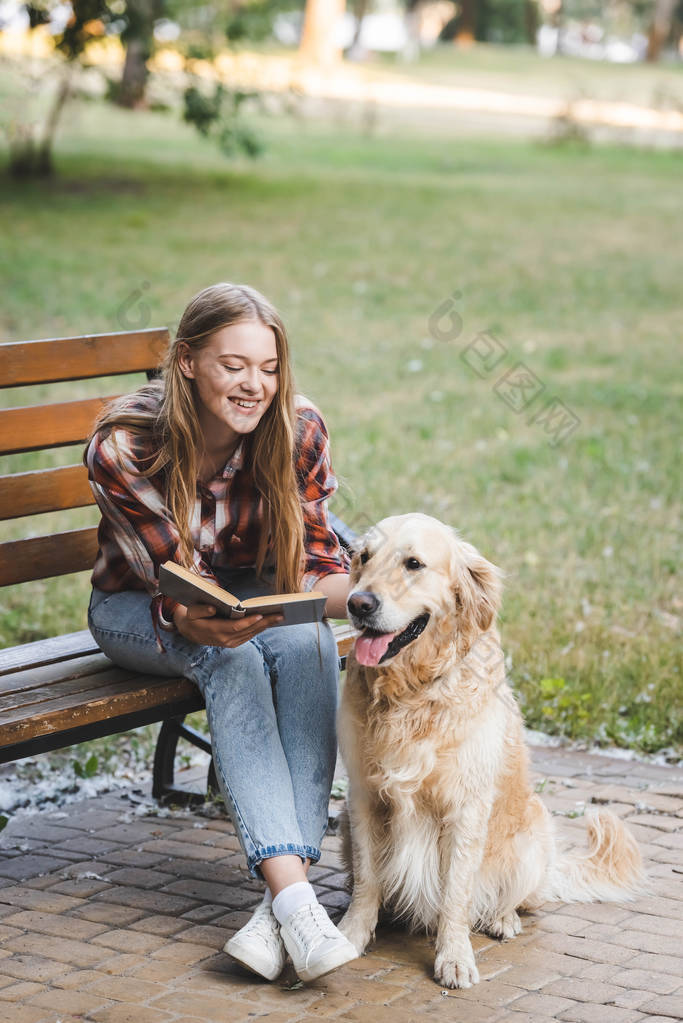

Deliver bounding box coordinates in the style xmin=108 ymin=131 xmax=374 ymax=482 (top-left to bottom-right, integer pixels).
xmin=183 ymin=81 xmax=263 ymax=157
xmin=537 ymin=677 xmax=593 ymax=735
xmin=0 ymin=815 xmax=8 ymax=832
xmin=73 ymin=752 xmax=99 ymax=778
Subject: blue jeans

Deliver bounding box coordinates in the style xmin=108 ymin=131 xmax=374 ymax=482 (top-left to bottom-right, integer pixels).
xmin=87 ymin=567 xmax=340 ymax=877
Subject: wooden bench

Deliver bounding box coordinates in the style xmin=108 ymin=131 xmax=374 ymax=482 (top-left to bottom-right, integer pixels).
xmin=0 ymin=328 xmax=356 ymax=803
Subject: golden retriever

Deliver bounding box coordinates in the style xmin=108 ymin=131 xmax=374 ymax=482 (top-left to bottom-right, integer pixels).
xmin=337 ymin=513 xmax=643 ymax=989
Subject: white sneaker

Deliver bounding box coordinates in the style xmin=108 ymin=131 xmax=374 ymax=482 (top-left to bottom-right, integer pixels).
xmin=225 ymin=901 xmax=286 ymax=981
xmin=279 ymin=901 xmax=358 ymax=983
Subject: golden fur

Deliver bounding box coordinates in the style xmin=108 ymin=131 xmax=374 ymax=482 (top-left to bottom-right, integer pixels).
xmin=338 ymin=513 xmax=643 ymax=989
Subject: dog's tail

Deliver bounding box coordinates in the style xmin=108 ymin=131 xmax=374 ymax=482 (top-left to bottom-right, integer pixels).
xmin=537 ymin=810 xmax=644 ymax=904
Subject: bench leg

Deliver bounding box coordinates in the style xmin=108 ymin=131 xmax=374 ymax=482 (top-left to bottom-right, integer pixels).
xmin=152 ymin=715 xmax=218 ymax=806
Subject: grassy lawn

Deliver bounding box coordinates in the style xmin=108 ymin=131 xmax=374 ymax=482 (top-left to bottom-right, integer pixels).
xmin=1 ymin=65 xmax=681 ymax=756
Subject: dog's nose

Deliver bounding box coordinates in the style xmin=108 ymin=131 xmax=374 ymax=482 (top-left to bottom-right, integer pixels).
xmin=348 ymin=591 xmax=379 ymax=619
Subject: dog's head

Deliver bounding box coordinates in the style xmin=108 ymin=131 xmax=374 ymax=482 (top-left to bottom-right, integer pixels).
xmin=347 ymin=513 xmax=502 ymax=669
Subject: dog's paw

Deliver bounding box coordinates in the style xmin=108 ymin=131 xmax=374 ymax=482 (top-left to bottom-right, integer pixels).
xmin=337 ymin=912 xmax=373 ymax=955
xmin=434 ymin=947 xmax=480 ymax=989
xmin=485 ymin=911 xmax=522 ymax=941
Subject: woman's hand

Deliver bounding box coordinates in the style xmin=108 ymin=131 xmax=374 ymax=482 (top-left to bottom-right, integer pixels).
xmin=172 ymin=603 xmax=283 ymax=648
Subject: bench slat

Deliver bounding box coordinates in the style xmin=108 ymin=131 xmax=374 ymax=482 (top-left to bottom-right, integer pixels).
xmin=0 ymin=527 xmax=99 ymax=586
xmin=0 ymin=465 xmax=95 ymax=520
xmin=0 ymin=675 xmax=200 ymax=746
xmin=0 ymin=397 xmax=119 ymax=456
xmin=0 ymin=653 xmax=113 ymax=700
xmin=0 ymin=329 xmax=169 ymax=388
xmin=0 ymin=630 xmax=99 ymax=676
xmin=0 ymin=667 xmax=139 ymax=714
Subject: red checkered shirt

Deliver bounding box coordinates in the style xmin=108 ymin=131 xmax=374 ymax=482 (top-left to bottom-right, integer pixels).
xmin=85 ymin=391 xmax=349 ymax=626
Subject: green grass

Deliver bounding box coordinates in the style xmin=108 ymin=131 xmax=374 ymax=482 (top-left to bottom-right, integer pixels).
xmin=1 ymin=62 xmax=681 ymax=755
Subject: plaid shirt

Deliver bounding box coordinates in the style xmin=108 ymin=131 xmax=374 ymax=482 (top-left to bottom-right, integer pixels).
xmin=85 ymin=392 xmax=349 ymax=625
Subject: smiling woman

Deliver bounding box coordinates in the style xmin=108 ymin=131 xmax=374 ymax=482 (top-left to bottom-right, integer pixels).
xmin=82 ymin=282 xmax=358 ymax=984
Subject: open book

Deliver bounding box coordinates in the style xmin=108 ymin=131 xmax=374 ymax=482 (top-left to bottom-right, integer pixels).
xmin=158 ymin=562 xmax=328 ymax=627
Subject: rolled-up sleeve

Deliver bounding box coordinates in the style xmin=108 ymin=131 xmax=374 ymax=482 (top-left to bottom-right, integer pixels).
xmin=295 ymin=406 xmax=350 ymax=591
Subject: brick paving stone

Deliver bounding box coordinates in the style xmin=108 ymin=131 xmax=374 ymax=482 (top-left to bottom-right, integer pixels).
xmin=141 ymin=839 xmax=228 ymax=861
xmin=2 ymin=909 xmax=107 ymax=940
xmin=317 ymin=973 xmax=408 ymax=1004
xmin=0 ymin=954 xmax=70 ymax=982
xmin=653 ymin=833 xmax=683 ymax=850
xmin=628 ymin=814 xmax=682 ymax=832
xmin=2 ymin=933 xmax=109 ymax=968
xmin=0 ymin=980 xmax=46 ymax=1001
xmin=610 ymin=987 xmax=656 ymax=1010
xmin=0 ymin=856 xmax=68 ymax=881
xmin=558 ymin=903 xmax=633 ymax=926
xmin=97 ymin=849 xmax=171 ymax=869
xmin=96 ymin=952 xmax=150 ymax=976
xmin=2 ymin=821 xmax=86 ymax=843
xmin=627 ymin=951 xmax=683 ymax=975
xmin=52 ymin=969 xmax=110 ymax=990
xmin=537 ymin=932 xmax=638 ymax=965
xmin=581 ymin=926 xmax=683 ymax=956
xmin=628 ymin=895 xmax=683 ymax=920
xmin=27 ymin=987 xmax=109 ymax=1016
xmin=341 ymin=1004 xmax=447 ymax=1023
xmin=102 ymin=868 xmax=176 ymax=890
xmin=127 ymin=959 xmax=189 ymax=983
xmin=0 ymin=924 xmax=27 ymax=941
xmin=488 ymin=964 xmax=562 ymax=990
xmin=88 ymin=1005 xmax=175 ymax=1023
xmin=0 ymin=1005 xmax=47 ymax=1023
xmin=507 ymin=992 xmax=578 ymax=1016
xmin=150 ymin=941 xmax=215 ymax=965
xmin=181 ymin=904 xmax=227 ymax=923
xmin=85 ymin=974 xmax=168 ymax=1003
xmin=68 ymin=903 xmax=144 ymax=927
xmin=50 ymin=837 xmax=129 ymax=857
xmin=611 ymin=968 xmax=682 ymax=995
xmin=91 ymin=928 xmax=168 ymax=953
xmin=540 ymin=977 xmax=633 ymax=1004
xmin=556 ymin=1004 xmax=645 ymax=1023
xmin=92 ymin=886 xmax=198 ymax=915
xmin=150 ymin=989 xmax=252 ymax=1018
xmin=129 ymin=914 xmax=191 ymax=936
xmin=161 ymin=878 xmax=260 ymax=908
xmin=640 ymin=995 xmax=683 ymax=1018
xmin=175 ymin=923 xmax=231 ymax=948
xmin=48 ymin=879 xmax=112 ymax=899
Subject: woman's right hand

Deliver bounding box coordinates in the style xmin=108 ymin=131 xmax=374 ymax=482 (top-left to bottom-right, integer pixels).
xmin=172 ymin=603 xmax=283 ymax=648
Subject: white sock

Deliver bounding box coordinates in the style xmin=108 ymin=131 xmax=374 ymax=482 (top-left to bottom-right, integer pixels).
xmin=262 ymin=888 xmax=273 ymax=907
xmin=272 ymin=881 xmax=317 ymax=925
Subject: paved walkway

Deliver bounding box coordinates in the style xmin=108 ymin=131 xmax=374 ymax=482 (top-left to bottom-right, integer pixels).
xmin=0 ymin=744 xmax=681 ymax=1023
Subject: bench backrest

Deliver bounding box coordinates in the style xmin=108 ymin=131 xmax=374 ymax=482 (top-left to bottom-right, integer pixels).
xmin=0 ymin=329 xmax=170 ymax=587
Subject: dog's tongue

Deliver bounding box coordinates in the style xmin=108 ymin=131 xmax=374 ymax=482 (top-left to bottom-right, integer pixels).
xmin=354 ymin=631 xmax=397 ymax=667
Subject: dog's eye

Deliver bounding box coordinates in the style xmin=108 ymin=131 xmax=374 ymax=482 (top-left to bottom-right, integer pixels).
xmin=359 ymin=550 xmax=369 ymax=565
xmin=404 ymin=557 xmax=424 ymax=571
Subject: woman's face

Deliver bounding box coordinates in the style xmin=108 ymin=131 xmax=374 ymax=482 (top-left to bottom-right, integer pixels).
xmin=179 ymin=319 xmax=279 ymax=448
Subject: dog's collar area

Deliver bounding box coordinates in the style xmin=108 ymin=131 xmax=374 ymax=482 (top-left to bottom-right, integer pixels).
xmin=378 ymin=613 xmax=430 ymax=664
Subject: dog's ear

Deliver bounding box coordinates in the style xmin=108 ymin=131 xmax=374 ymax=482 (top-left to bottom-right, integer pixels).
xmin=452 ymin=541 xmax=503 ymax=640
xmin=466 ymin=551 xmax=503 ymax=632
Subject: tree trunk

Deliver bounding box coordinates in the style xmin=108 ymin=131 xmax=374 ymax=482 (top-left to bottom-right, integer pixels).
xmin=117 ymin=0 xmax=161 ymax=108
xmin=300 ymin=0 xmax=347 ymax=66
xmin=38 ymin=71 xmax=71 ymax=175
xmin=119 ymin=37 xmax=150 ymax=108
xmin=646 ymin=0 xmax=676 ymax=61
xmin=456 ymin=0 xmax=477 ymax=44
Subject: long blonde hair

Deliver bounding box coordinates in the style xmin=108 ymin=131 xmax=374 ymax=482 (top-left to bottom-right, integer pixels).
xmin=87 ymin=283 xmax=305 ymax=593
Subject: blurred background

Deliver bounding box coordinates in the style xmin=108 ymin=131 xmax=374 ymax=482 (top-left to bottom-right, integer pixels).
xmin=0 ymin=0 xmax=681 ymax=799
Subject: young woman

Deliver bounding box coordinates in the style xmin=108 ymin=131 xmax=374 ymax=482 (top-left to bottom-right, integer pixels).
xmin=85 ymin=282 xmax=358 ymax=983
